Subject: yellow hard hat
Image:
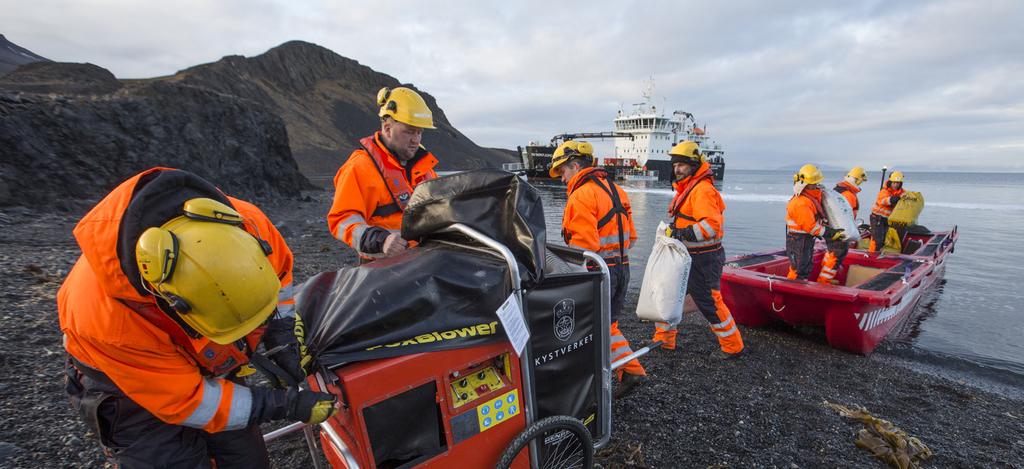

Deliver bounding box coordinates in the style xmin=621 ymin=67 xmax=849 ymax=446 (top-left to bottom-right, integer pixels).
xmin=847 ymin=166 xmax=867 ymax=184
xmin=889 ymin=170 xmax=904 ymax=183
xmin=549 ymin=140 xmax=594 ymax=177
xmin=669 ymin=141 xmax=705 ymax=165
xmin=793 ymin=164 xmax=824 ymax=185
xmin=377 ymin=87 xmax=435 ymax=129
xmin=136 ymin=198 xmax=280 ymax=345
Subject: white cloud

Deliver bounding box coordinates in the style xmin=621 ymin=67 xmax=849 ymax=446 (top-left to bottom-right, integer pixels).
xmin=3 ymin=0 xmax=1022 ymax=170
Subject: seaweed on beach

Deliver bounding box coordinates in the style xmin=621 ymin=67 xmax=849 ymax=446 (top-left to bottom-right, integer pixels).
xmin=824 ymin=401 xmax=933 ymax=469
xmin=595 ymin=440 xmax=650 ymax=468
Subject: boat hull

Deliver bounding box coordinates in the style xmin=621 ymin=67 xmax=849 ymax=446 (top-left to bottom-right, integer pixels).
xmin=720 ymin=228 xmax=956 ymax=354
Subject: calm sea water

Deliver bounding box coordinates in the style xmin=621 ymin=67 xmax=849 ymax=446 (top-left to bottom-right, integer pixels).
xmin=532 ymin=169 xmax=1024 ymax=383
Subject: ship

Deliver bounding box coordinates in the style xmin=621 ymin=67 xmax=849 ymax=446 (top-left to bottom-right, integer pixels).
xmin=509 ymin=141 xmax=558 ymax=179
xmin=604 ymin=83 xmax=726 ymax=181
xmin=511 ymin=82 xmax=726 ymax=182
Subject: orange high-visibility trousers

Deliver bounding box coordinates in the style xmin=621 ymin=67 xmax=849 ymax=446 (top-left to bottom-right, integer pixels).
xmin=611 ymin=321 xmax=646 ymax=379
xmin=656 ymin=249 xmax=744 ymax=354
xmin=692 ymin=250 xmax=743 ymax=354
xmin=653 ymin=291 xmax=742 ymax=354
xmin=652 ymin=322 xmax=678 ymax=350
xmin=816 ymin=251 xmax=839 ymax=284
xmin=818 ymin=238 xmax=850 ymax=285
xmin=707 ymin=290 xmax=743 ymax=354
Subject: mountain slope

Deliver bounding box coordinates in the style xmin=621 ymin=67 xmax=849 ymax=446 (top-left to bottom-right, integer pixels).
xmin=0 ymin=40 xmax=517 ymax=210
xmin=170 ymin=41 xmax=517 ymax=176
xmin=0 ymin=34 xmax=50 ymax=76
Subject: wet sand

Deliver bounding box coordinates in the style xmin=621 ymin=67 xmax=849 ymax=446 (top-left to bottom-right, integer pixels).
xmin=1 ymin=192 xmax=1021 ymax=468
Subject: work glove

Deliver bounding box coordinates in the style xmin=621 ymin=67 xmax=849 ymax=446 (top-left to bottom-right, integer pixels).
xmin=823 ymin=227 xmax=846 ymax=241
xmin=359 ymin=226 xmax=391 ymax=254
xmin=666 ymin=226 xmax=697 ymax=242
xmin=888 ymin=195 xmax=901 ymax=206
xmin=248 ymin=385 xmax=337 ymax=426
xmin=262 ymin=316 xmax=310 ymax=385
xmin=286 ymin=387 xmax=337 ymax=425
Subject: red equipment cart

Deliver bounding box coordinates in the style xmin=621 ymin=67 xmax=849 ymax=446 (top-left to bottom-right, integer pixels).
xmin=266 ymin=223 xmax=636 ymax=468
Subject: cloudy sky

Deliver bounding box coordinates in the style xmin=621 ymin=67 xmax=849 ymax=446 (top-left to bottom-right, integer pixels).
xmin=4 ymin=0 xmax=1023 ymax=170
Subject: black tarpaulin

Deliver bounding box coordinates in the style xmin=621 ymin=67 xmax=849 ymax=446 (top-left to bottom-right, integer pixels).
xmin=401 ymin=169 xmax=547 ymax=287
xmin=298 ymin=242 xmax=513 ymax=367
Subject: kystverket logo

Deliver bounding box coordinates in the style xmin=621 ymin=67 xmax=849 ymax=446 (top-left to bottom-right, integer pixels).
xmin=553 ymin=298 xmax=575 ymax=341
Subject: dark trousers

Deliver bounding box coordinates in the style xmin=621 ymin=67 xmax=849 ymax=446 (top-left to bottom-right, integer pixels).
xmin=65 ymin=359 xmax=270 ymax=469
xmin=786 ymin=233 xmax=816 ymax=280
xmin=826 ymin=237 xmax=850 ymax=267
xmin=687 ymin=248 xmax=725 ymax=323
xmin=869 ymin=213 xmax=889 ymax=252
xmin=608 ymin=263 xmax=630 ymax=325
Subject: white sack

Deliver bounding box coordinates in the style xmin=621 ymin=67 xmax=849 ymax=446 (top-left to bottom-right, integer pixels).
xmin=822 ymin=188 xmax=861 ymax=243
xmin=636 ymin=221 xmax=692 ymax=324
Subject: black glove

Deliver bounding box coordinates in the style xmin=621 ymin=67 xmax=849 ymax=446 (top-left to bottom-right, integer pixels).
xmin=262 ymin=316 xmax=308 ymax=385
xmin=286 ymin=387 xmax=337 ymax=424
xmin=359 ymin=226 xmax=390 ymax=254
xmin=672 ymin=226 xmax=698 ymax=242
xmin=823 ymin=227 xmax=846 ymax=241
xmin=249 ymin=387 xmax=337 ymax=425
xmin=888 ymin=195 xmax=901 ymax=206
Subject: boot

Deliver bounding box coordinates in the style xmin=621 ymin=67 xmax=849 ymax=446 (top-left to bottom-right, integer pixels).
xmin=711 ymin=349 xmax=745 ymax=361
xmin=613 ymin=373 xmax=648 ymax=399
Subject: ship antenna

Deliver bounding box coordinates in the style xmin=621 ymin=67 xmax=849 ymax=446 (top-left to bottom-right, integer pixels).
xmin=642 ymin=76 xmax=654 ymax=101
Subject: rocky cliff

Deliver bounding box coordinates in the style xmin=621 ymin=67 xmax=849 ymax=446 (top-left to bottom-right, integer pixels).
xmin=0 ymin=39 xmax=518 ymax=210
xmin=0 ymin=66 xmax=309 ymax=211
xmin=171 ymin=41 xmax=518 ymax=176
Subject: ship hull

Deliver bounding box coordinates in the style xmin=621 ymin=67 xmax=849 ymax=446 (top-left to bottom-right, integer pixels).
xmin=645 ymin=158 xmax=726 ymax=182
xmin=710 ymin=160 xmax=725 ymax=181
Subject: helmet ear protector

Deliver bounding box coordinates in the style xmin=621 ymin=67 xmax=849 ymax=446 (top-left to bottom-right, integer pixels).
xmin=137 ymin=227 xmax=191 ymax=313
xmin=136 ymin=198 xmax=272 ymax=314
xmin=377 ymin=87 xmax=392 ymax=106
xmin=378 ymin=87 xmax=399 ymax=115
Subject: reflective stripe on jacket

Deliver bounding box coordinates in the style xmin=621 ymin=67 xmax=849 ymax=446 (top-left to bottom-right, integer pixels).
xmin=786 ymin=187 xmax=827 ymax=236
xmin=871 ymin=185 xmax=905 ymax=218
xmin=669 ymin=162 xmax=725 ymax=251
xmin=327 ymin=132 xmax=438 ymax=258
xmin=562 ymin=167 xmax=638 ymax=265
xmin=834 ymin=180 xmax=861 ymax=218
xmin=58 ymin=167 xmax=295 ymax=433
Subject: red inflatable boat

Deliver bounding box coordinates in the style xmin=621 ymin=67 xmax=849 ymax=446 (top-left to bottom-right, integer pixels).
xmin=721 ymin=227 xmax=957 ymax=354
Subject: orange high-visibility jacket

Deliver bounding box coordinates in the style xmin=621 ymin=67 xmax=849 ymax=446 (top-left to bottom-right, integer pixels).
xmin=786 ymin=187 xmax=827 ymax=236
xmin=327 ymin=132 xmax=437 ymax=259
xmin=58 ymin=167 xmax=294 ymax=433
xmin=834 ymin=180 xmax=861 ymax=218
xmin=562 ymin=167 xmax=638 ymax=265
xmin=669 ymin=162 xmax=725 ymax=252
xmin=871 ymin=184 xmax=906 ymax=218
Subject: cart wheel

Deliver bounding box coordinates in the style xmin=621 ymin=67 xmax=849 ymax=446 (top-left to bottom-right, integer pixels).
xmin=495 ymin=416 xmax=593 ymax=469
